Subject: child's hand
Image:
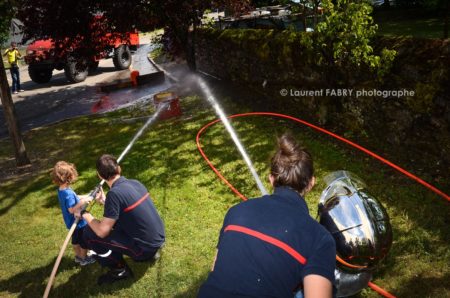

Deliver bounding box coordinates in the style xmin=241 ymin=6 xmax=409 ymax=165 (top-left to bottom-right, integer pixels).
xmin=79 ymin=194 xmax=93 ymax=204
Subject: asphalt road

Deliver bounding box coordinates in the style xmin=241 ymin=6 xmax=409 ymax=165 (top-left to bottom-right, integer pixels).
xmin=0 ymin=41 xmax=170 ymax=138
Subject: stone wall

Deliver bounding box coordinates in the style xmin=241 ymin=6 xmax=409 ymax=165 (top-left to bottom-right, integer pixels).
xmin=195 ymin=29 xmax=322 ymax=85
xmin=194 ymin=29 xmax=450 ymax=190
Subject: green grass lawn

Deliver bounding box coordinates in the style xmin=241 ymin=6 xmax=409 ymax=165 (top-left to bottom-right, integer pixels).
xmin=0 ymin=94 xmax=449 ymax=297
xmin=374 ymin=9 xmax=447 ymax=39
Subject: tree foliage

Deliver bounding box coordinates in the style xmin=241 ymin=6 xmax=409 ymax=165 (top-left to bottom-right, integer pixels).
xmin=150 ymin=0 xmax=251 ymax=68
xmin=18 ymin=1 xmax=158 ymax=58
xmin=0 ymin=0 xmax=18 ymax=44
xmin=19 ymin=1 xmax=157 ymax=39
xmin=17 ymin=0 xmax=250 ymax=68
xmin=306 ymin=0 xmax=396 ymax=85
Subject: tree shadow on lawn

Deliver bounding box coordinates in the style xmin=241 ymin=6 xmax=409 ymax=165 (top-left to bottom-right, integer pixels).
xmin=0 ymin=256 xmax=76 ymax=297
xmin=115 ymin=110 xmax=245 ymax=205
xmin=0 ymin=114 xmax=124 ymax=216
xmin=0 ymin=173 xmax=53 ymax=217
xmin=394 ymin=271 xmax=450 ymax=297
xmin=0 ymin=255 xmax=160 ymax=298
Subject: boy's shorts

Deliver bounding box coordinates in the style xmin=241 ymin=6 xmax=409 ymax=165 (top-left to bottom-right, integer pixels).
xmin=72 ymin=227 xmax=85 ymax=245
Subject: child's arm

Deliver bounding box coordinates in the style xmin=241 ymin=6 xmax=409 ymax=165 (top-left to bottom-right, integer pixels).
xmin=68 ymin=195 xmax=93 ymax=214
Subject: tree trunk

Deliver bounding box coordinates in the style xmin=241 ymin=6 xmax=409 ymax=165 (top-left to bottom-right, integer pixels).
xmin=162 ymin=9 xmax=197 ymax=71
xmin=187 ymin=19 xmax=197 ymax=71
xmin=0 ymin=59 xmax=31 ymax=166
xmin=444 ymin=0 xmax=449 ymax=39
xmin=313 ymin=0 xmax=319 ymax=29
xmin=173 ymin=22 xmax=196 ymax=71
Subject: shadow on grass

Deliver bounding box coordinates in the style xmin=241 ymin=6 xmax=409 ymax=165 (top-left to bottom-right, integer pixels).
xmin=0 ymin=256 xmax=76 ymax=297
xmin=395 ymin=271 xmax=450 ymax=297
xmin=114 ymin=109 xmax=244 ymax=204
xmin=173 ymin=270 xmax=209 ymax=298
xmin=0 ymin=174 xmax=52 ymax=217
xmin=0 ymin=255 xmax=160 ymax=298
xmin=0 ymin=115 xmax=125 ymax=216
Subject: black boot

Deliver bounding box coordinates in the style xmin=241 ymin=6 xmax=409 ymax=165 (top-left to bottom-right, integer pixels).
xmin=97 ymin=263 xmax=133 ymax=285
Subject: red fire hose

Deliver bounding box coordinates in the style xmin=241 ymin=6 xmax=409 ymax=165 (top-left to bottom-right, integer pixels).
xmin=196 ymin=112 xmax=449 ymax=297
xmin=196 ymin=112 xmax=449 ymax=202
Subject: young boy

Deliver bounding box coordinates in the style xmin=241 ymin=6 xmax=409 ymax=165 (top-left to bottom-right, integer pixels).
xmin=52 ymin=161 xmax=95 ymax=266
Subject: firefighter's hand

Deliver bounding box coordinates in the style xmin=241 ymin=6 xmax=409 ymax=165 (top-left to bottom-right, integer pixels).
xmin=95 ymin=187 xmax=106 ymax=205
xmin=74 ymin=207 xmax=83 ymax=219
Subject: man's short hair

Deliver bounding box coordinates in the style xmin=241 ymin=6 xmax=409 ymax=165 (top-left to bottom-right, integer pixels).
xmin=96 ymin=154 xmax=120 ymax=180
xmin=10 ymin=42 xmax=16 ymax=47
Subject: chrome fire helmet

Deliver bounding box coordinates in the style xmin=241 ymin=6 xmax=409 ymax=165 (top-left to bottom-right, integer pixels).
xmin=319 ymin=171 xmax=392 ymax=270
xmin=318 ymin=171 xmax=393 ymax=296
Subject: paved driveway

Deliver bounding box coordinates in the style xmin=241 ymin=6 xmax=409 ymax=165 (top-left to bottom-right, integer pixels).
xmin=0 ymin=41 xmax=170 ymax=138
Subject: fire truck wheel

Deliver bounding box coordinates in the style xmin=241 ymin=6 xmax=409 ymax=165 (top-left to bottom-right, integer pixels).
xmin=88 ymin=61 xmax=100 ymax=75
xmin=113 ymin=45 xmax=132 ymax=70
xmin=64 ymin=56 xmax=89 ymax=83
xmin=28 ymin=66 xmax=53 ymax=84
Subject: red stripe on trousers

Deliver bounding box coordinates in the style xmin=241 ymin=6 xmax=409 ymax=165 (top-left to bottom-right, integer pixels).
xmin=224 ymin=224 xmax=307 ymax=265
xmin=87 ymin=239 xmax=143 ymax=257
xmin=123 ymin=193 xmax=149 ymax=213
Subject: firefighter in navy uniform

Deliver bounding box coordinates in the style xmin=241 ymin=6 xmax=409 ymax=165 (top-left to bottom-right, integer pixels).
xmin=77 ymin=154 xmax=165 ymax=285
xmin=199 ymin=134 xmax=336 ymax=298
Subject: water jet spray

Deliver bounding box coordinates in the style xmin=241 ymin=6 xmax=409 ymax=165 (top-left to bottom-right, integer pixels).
xmin=197 ymin=77 xmax=268 ymax=196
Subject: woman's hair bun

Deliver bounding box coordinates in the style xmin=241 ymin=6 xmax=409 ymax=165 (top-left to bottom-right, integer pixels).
xmin=277 ymin=134 xmax=301 ymax=162
xmin=271 ymin=133 xmax=314 ymax=194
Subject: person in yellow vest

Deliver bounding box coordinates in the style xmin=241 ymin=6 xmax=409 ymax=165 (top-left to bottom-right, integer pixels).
xmin=3 ymin=42 xmax=24 ymax=94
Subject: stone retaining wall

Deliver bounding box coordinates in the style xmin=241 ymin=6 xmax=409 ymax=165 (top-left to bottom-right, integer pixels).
xmin=195 ymin=29 xmax=450 ymax=190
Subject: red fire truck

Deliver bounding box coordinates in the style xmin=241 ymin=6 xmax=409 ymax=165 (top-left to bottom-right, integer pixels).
xmin=25 ymin=20 xmax=139 ymax=84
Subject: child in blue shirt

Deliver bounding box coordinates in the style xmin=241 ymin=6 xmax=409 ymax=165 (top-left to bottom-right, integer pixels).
xmin=52 ymin=161 xmax=95 ymax=266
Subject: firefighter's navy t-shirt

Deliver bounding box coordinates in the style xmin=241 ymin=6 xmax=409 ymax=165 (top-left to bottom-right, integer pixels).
xmin=104 ymin=176 xmax=165 ymax=250
xmin=199 ymin=186 xmax=336 ymax=298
